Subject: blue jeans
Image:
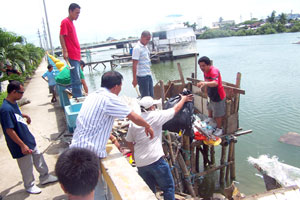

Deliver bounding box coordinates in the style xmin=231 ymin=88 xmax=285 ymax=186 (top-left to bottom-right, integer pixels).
xmin=137 ymin=157 xmax=175 ymax=200
xmin=68 ymin=59 xmax=82 ymax=98
xmin=137 ymin=75 xmax=154 ymax=98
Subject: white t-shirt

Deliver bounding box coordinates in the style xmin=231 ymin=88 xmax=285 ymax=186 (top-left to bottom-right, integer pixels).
xmin=132 ymin=41 xmax=152 ymax=77
xmin=71 ymin=87 xmax=132 ymax=158
xmin=125 ymin=108 xmax=175 ymax=167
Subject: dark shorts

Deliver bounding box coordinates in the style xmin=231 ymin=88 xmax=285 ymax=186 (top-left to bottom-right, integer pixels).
xmin=207 ymin=98 xmax=226 ymax=118
xmin=49 ymin=85 xmax=56 ymax=94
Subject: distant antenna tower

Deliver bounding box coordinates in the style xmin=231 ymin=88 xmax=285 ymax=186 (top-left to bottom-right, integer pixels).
xmin=37 ymin=29 xmax=43 ymax=49
xmin=42 ymin=18 xmax=49 ymax=50
xmin=240 ymin=15 xmax=243 ymax=23
xmin=250 ymin=13 xmax=253 ymax=20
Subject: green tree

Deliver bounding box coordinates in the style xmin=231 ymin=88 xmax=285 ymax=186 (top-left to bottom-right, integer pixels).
xmin=267 ymin=10 xmax=276 ymax=23
xmin=278 ymin=13 xmax=287 ymax=25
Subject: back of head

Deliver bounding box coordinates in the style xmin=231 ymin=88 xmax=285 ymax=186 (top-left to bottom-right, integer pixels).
xmin=198 ymin=56 xmax=211 ymax=65
xmin=7 ymin=80 xmax=22 ymax=94
xmin=69 ymin=3 xmax=80 ymax=12
xmin=101 ymin=71 xmax=123 ymax=89
xmin=141 ymin=30 xmax=151 ymax=38
xmin=55 ymin=148 xmax=100 ymax=196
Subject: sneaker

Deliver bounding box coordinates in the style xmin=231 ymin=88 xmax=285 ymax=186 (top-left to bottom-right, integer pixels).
xmin=40 ymin=175 xmax=58 ymax=185
xmin=213 ymin=128 xmax=223 ymax=136
xmin=26 ymin=185 xmax=42 ymax=194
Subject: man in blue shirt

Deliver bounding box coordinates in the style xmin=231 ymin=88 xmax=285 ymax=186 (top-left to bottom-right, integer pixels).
xmin=42 ymin=64 xmax=57 ymax=103
xmin=0 ymin=81 xmax=58 ymax=194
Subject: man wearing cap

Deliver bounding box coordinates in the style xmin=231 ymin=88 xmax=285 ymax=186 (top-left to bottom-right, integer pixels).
xmin=197 ymin=56 xmax=226 ymax=136
xmin=126 ymin=94 xmax=193 ymax=200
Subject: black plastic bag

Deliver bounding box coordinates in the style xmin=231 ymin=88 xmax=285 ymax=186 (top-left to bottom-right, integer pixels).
xmin=162 ymin=89 xmax=194 ymax=137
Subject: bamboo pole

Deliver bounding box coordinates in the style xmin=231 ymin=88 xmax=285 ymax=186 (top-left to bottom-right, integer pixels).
xmin=182 ymin=135 xmax=191 ymax=168
xmin=225 ymin=140 xmax=234 ymax=181
xmin=177 ymin=153 xmax=196 ymax=197
xmin=219 ymin=145 xmax=227 ymax=185
xmin=210 ymin=146 xmax=215 ymax=166
xmin=166 ymin=131 xmax=183 ymax=192
xmin=230 ymin=140 xmax=236 ymax=180
xmin=194 ymin=54 xmax=198 ymax=79
xmin=196 ymin=147 xmax=200 ymax=173
xmin=195 ymin=161 xmax=234 ymax=177
xmin=159 ymin=80 xmax=165 ymax=108
xmin=177 ymin=63 xmax=185 ymax=86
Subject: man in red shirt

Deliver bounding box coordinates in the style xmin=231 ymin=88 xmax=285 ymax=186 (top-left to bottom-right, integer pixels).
xmin=59 ymin=3 xmax=82 ymax=98
xmin=197 ymin=56 xmax=226 ymax=136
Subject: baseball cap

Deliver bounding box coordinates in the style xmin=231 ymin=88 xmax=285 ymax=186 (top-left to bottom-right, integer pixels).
xmin=139 ymin=96 xmax=161 ymax=109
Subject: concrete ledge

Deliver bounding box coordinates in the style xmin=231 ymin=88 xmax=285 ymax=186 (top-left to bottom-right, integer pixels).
xmin=102 ymin=143 xmax=157 ymax=200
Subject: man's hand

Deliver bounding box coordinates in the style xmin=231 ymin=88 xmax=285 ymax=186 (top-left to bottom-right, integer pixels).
xmin=23 ymin=114 xmax=31 ymax=124
xmin=180 ymin=94 xmax=194 ymax=102
xmin=145 ymin=126 xmax=154 ymax=139
xmin=197 ymin=81 xmax=206 ymax=89
xmin=21 ymin=144 xmax=32 ymax=155
xmin=132 ymin=79 xmax=138 ymax=87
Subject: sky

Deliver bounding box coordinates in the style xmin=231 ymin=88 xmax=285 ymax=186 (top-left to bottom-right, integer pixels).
xmin=1 ymin=0 xmax=300 ymax=48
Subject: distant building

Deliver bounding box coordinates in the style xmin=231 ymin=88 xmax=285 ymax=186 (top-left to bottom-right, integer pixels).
xmin=106 ymin=37 xmax=116 ymax=42
xmin=287 ymin=13 xmax=300 ymax=20
xmin=212 ymin=20 xmax=235 ymax=28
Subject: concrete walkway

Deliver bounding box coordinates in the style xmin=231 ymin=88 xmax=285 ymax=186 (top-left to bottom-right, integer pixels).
xmin=0 ymin=58 xmax=69 ymax=200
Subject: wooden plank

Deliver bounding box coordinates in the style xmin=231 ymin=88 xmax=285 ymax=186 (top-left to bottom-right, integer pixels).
xmin=177 ymin=63 xmax=185 ymax=86
xmin=187 ymin=77 xmax=245 ymax=95
xmin=226 ymin=112 xmax=239 ymax=134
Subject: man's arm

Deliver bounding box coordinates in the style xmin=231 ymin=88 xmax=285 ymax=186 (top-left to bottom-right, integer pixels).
xmin=132 ymin=60 xmax=138 ymax=87
xmin=127 ymin=111 xmax=154 ymax=139
xmin=42 ymin=76 xmax=48 ymax=83
xmin=22 ymin=114 xmax=31 ymax=124
xmin=173 ymin=94 xmax=194 ymax=114
xmin=126 ymin=141 xmax=135 ymax=160
xmin=197 ymin=81 xmax=218 ymax=89
xmin=59 ymin=35 xmax=68 ymax=61
xmin=81 ymin=79 xmax=89 ymax=94
xmin=6 ymin=128 xmax=32 ymax=155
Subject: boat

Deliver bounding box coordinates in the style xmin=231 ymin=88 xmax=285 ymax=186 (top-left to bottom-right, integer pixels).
xmin=150 ymin=27 xmax=198 ymax=59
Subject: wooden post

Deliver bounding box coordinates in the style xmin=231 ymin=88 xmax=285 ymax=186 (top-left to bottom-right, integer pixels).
xmin=210 ymin=146 xmax=215 ymax=166
xmin=194 ymin=53 xmax=198 ymax=79
xmin=177 ymin=153 xmax=196 ymax=197
xmin=166 ymin=131 xmax=183 ymax=192
xmin=182 ymin=135 xmax=191 ymax=168
xmin=225 ymin=140 xmax=234 ymax=181
xmin=177 ymin=63 xmax=185 ymax=86
xmin=230 ymin=141 xmax=236 ymax=180
xmin=196 ymin=147 xmax=200 ymax=173
xmin=159 ymin=80 xmax=165 ymax=108
xmin=219 ymin=145 xmax=227 ymax=185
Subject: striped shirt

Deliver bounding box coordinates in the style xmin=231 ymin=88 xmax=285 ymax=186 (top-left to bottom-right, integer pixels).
xmin=70 ymin=87 xmax=132 ymax=158
xmin=132 ymin=41 xmax=152 ymax=77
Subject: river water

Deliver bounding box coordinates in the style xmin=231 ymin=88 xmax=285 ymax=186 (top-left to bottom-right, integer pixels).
xmin=82 ymin=32 xmax=300 ymax=196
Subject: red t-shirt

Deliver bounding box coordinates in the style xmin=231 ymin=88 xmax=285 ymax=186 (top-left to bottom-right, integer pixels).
xmin=204 ymin=66 xmax=226 ymax=102
xmin=60 ymin=17 xmax=81 ymax=61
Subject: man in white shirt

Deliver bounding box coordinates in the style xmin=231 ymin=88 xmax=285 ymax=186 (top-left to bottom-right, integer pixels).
xmin=71 ymin=71 xmax=154 ymax=200
xmin=126 ymin=94 xmax=193 ymax=200
xmin=132 ymin=30 xmax=153 ymax=97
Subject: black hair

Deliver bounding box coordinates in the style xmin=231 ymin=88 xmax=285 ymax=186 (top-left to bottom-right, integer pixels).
xmin=141 ymin=30 xmax=151 ymax=37
xmin=7 ymin=80 xmax=23 ymax=94
xmin=80 ymin=60 xmax=85 ymax=68
xmin=47 ymin=64 xmax=53 ymax=69
xmin=55 ymin=148 xmax=100 ymax=196
xmin=101 ymin=71 xmax=123 ymax=89
xmin=198 ymin=56 xmax=211 ymax=65
xmin=69 ymin=3 xmax=80 ymax=12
